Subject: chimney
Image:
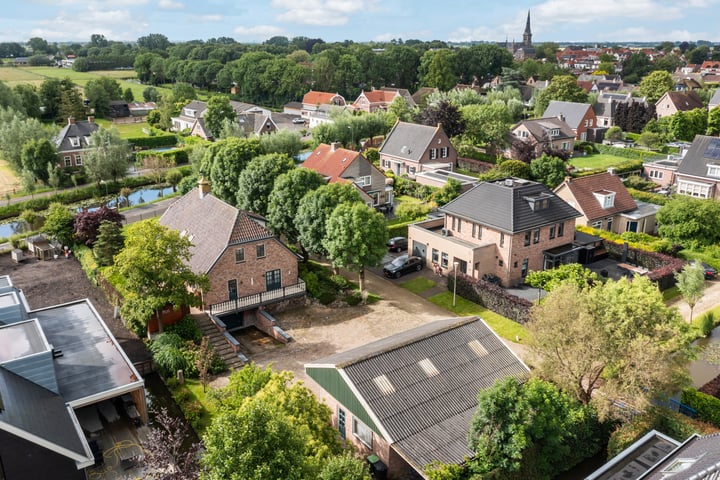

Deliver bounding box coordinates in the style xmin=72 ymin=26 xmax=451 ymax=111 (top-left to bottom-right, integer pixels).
xmin=198 ymin=177 xmax=211 ymax=198
xmin=557 ymin=114 xmax=565 ymax=122
xmin=330 ymin=142 xmax=341 ymax=151
xmin=87 ymin=116 xmax=95 ymax=123
xmin=607 ymin=167 xmax=616 ymax=175
xmin=67 ymin=117 xmax=75 ymax=125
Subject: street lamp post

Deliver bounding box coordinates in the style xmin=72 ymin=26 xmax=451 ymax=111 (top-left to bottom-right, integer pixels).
xmin=453 ymin=261 xmax=459 ymax=307
xmin=347 ymin=124 xmax=354 ymax=149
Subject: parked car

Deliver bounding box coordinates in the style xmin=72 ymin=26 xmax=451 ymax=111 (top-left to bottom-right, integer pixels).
xmin=383 ymin=255 xmax=423 ymax=278
xmin=292 ymin=117 xmax=305 ymax=124
xmin=387 ymin=236 xmax=408 ymax=252
xmin=702 ymin=262 xmax=717 ymax=280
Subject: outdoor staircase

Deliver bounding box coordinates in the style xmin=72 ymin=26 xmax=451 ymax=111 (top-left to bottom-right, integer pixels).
xmin=194 ymin=313 xmax=246 ymax=371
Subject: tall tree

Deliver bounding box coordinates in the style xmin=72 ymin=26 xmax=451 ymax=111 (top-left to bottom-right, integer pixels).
xmin=266 ymin=168 xmax=326 ymax=247
xmin=295 ymin=182 xmax=363 ymax=258
xmin=530 ymin=154 xmax=567 ymax=188
xmin=468 ymin=377 xmax=601 ymax=480
xmin=675 ymin=261 xmax=706 ymax=323
xmin=93 ymin=220 xmax=124 ymax=267
xmin=529 ymin=278 xmax=693 ymax=415
xmin=85 ymin=127 xmax=131 ymax=186
xmin=84 ymin=77 xmax=122 ymax=118
xmin=420 ymin=49 xmax=457 ymax=91
xmin=534 ymin=75 xmax=588 ymax=117
xmin=43 ymin=202 xmax=75 ymax=246
xmin=639 ymin=70 xmax=674 ymax=103
xmin=203 ymin=95 xmax=236 ymax=140
xmin=417 ymin=100 xmax=466 ymax=138
xmin=20 ymin=138 xmax=56 ymax=184
xmin=236 ymin=154 xmax=295 ymax=216
xmin=74 ymin=205 xmax=125 ymax=246
xmin=114 ymin=219 xmax=208 ymax=338
xmin=323 ymin=203 xmax=387 ymax=293
xmin=207 ymin=137 xmax=262 ymax=205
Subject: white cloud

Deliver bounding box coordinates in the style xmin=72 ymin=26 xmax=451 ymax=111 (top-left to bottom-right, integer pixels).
xmin=30 ymin=7 xmax=148 ymax=41
xmin=158 ymin=0 xmax=183 ymax=10
xmin=271 ymin=0 xmax=378 ymax=26
xmin=602 ymin=26 xmax=709 ymax=42
xmin=233 ymin=24 xmax=286 ymax=39
xmin=373 ymin=29 xmax=432 ymax=43
xmin=448 ymin=24 xmax=514 ymax=43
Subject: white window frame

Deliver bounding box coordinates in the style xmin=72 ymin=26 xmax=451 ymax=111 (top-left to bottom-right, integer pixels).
xmin=64 ymin=156 xmax=71 ymax=167
xmin=677 ymin=180 xmax=710 ymax=198
xmin=69 ymin=136 xmax=80 ymax=147
xmin=440 ymin=146 xmax=449 ymax=158
xmin=75 ymin=155 xmax=83 ymax=166
xmin=355 ymin=175 xmax=371 ymax=187
xmin=429 ymin=148 xmax=437 ymax=160
xmin=352 ymin=417 xmax=373 ymax=448
xmin=707 ymin=165 xmax=720 ymax=178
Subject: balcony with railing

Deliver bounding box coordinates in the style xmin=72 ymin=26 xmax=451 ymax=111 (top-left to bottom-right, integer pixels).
xmin=208 ymin=279 xmax=306 ymax=316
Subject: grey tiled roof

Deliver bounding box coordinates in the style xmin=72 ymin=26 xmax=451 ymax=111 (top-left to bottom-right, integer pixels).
xmin=307 ymin=317 xmax=529 ymax=471
xmin=441 ymin=178 xmax=581 ymax=233
xmin=514 ymin=117 xmax=575 ymax=143
xmin=641 ymin=433 xmax=720 ymax=479
xmin=380 ymin=121 xmax=440 ymax=162
xmin=159 ymin=188 xmax=273 ymax=274
xmin=709 ymin=89 xmax=720 ymax=107
xmin=677 ymin=135 xmax=720 ymax=179
xmin=543 ymin=100 xmax=593 ymax=129
xmin=54 ymin=120 xmax=100 ymax=152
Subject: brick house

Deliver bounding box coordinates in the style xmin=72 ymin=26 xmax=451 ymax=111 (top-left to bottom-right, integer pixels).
xmin=554 ymin=172 xmax=659 ymax=234
xmin=408 ymin=177 xmax=581 ymax=287
xmin=305 ymin=316 xmax=529 ymax=480
xmin=300 ymin=90 xmax=346 ymax=127
xmin=655 ymin=91 xmax=704 ymax=119
xmin=673 ymin=135 xmax=720 ymax=200
xmin=303 ymin=143 xmax=393 ymax=211
xmin=542 ymin=100 xmax=597 ymax=141
xmin=54 ymin=116 xmax=99 ymax=168
xmin=379 ymin=121 xmax=457 ymax=178
xmin=159 ymin=180 xmax=305 ymax=326
xmin=171 ymin=99 xmax=271 ymax=139
xmin=509 ymin=117 xmax=575 ymax=158
xmin=352 ymin=88 xmax=403 ymax=113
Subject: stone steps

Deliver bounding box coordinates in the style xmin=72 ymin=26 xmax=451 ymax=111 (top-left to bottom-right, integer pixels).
xmin=192 ymin=313 xmax=247 ymax=372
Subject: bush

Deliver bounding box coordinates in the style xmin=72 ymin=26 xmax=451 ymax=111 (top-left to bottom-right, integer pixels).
xmin=607 ymin=406 xmax=717 ymax=458
xmin=395 ymin=201 xmax=433 ymax=222
xmin=681 ymin=388 xmax=720 ymax=427
xmin=127 ymin=134 xmax=179 ymax=149
xmin=697 ymin=312 xmax=715 ymax=337
xmin=165 ymin=315 xmax=203 ymax=343
xmin=330 ymin=274 xmax=351 ymax=290
xmin=149 ymin=333 xmax=197 ymax=378
xmin=344 ymin=291 xmax=362 ymax=306
xmin=627 ymin=187 xmax=669 ymax=206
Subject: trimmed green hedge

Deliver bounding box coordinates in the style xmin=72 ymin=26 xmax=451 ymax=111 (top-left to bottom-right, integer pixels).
xmin=681 ymin=388 xmax=720 ymax=427
xmin=136 ymin=147 xmax=190 ymax=165
xmin=594 ymin=143 xmax=664 ymax=161
xmin=627 ymin=187 xmax=669 ymax=206
xmin=127 ymin=134 xmax=179 ymax=149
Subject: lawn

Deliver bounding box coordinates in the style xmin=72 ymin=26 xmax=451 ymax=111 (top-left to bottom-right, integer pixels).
xmin=569 ymin=153 xmax=633 ymax=170
xmin=94 ymin=118 xmax=153 ymax=137
xmin=427 ymin=291 xmax=529 ymax=343
xmin=400 ymin=277 xmax=437 ymax=295
xmin=170 ymin=379 xmax=217 ymax=435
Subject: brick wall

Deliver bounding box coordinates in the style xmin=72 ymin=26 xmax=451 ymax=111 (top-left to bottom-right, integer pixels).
xmin=204 ymin=239 xmax=299 ymax=307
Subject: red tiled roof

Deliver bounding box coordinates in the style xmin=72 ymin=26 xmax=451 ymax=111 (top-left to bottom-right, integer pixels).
xmin=302 ymin=143 xmax=360 ymax=183
xmin=560 ymin=172 xmax=637 ymax=220
xmin=361 ymin=90 xmax=398 ymax=103
xmin=302 ymin=90 xmax=339 ymax=105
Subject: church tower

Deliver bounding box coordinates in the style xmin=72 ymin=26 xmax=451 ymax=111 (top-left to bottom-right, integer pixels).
xmin=523 ymin=10 xmax=532 ymax=47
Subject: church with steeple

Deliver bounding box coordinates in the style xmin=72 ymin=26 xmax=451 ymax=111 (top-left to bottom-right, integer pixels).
xmin=507 ymin=10 xmax=535 ymax=61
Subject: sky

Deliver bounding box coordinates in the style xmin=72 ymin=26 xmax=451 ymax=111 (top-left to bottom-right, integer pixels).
xmin=2 ymin=0 xmax=719 ymax=45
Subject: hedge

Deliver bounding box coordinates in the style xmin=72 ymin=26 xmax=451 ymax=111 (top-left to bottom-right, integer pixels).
xmin=136 ymin=147 xmax=190 ymax=165
xmin=572 ymin=158 xmax=645 ymax=178
xmin=681 ymin=388 xmax=720 ymax=427
xmin=127 ymin=134 xmax=179 ymax=149
xmin=627 ymin=187 xmax=669 ymax=206
xmin=595 ymin=143 xmax=665 ymax=161
xmin=451 ymin=274 xmax=532 ymax=324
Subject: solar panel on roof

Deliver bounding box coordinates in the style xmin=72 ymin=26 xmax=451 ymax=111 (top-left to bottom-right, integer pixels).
xmin=704 ymin=138 xmax=720 ymax=160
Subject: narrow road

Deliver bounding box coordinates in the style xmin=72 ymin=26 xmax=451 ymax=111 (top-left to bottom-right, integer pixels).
xmin=669 ymin=278 xmax=720 ymax=323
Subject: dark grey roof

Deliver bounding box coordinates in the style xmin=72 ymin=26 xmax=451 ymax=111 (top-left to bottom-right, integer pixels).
xmin=593 ymin=101 xmax=615 ymax=118
xmin=160 ymin=188 xmax=274 ymax=274
xmin=441 ymin=178 xmax=581 ymax=233
xmin=54 ymin=120 xmax=100 ymax=152
xmin=710 ymin=89 xmax=720 ymax=107
xmin=0 ymin=367 xmax=91 ymax=462
xmin=32 ymin=300 xmax=143 ymax=403
xmin=513 ymin=117 xmax=575 ymax=143
xmin=380 ymin=121 xmax=441 ymax=162
xmin=308 ymin=317 xmax=529 ymax=471
xmin=543 ymin=100 xmax=593 ymax=129
xmin=641 ymin=433 xmax=720 ymax=479
xmin=676 ymin=135 xmax=720 ymax=179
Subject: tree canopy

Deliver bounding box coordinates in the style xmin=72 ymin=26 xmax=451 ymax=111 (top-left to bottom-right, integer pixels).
xmin=203 ymin=95 xmax=236 ymax=140
xmin=236 ymin=153 xmax=295 ymax=216
xmin=529 ymin=277 xmax=693 ymax=414
xmin=638 ymin=70 xmax=674 ymax=103
xmin=266 ymin=168 xmax=326 ymax=246
xmin=534 ymin=75 xmax=589 ymax=116
xmin=656 ymin=196 xmax=720 ymax=248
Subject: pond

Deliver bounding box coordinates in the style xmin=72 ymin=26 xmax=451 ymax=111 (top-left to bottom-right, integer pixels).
xmin=294 ymin=151 xmax=312 ymax=162
xmin=0 ymin=186 xmax=175 ymax=239
xmin=689 ymin=326 xmax=720 ymax=388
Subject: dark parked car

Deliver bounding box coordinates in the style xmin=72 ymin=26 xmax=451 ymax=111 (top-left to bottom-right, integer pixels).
xmin=383 ymin=255 xmax=423 ymax=278
xmin=702 ymin=262 xmax=717 ymax=280
xmin=387 ymin=236 xmax=408 ymax=252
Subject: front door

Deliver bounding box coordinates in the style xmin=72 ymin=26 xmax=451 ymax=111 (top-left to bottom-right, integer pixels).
xmin=228 ymin=279 xmax=238 ymax=300
xmin=265 ymin=269 xmax=282 ymax=291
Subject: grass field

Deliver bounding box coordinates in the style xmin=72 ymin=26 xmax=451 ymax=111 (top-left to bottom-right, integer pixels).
xmin=569 ymin=153 xmax=633 ymax=170
xmin=94 ymin=118 xmax=152 ymax=137
xmin=0 ymin=66 xmax=171 ymax=102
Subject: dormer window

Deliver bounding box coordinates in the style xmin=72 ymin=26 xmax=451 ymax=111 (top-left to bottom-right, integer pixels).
xmin=355 ymin=175 xmax=371 ymax=187
xmin=550 ymin=128 xmax=560 ymax=137
xmin=69 ymin=137 xmax=80 ymax=147
xmin=707 ymin=164 xmax=720 ymax=178
xmin=525 ymin=194 xmax=551 ymax=211
xmin=84 ymin=135 xmax=92 ymax=145
xmin=593 ymin=190 xmax=616 ymax=209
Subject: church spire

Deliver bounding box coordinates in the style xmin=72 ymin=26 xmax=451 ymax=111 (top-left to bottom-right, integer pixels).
xmin=523 ymin=10 xmax=532 ymax=47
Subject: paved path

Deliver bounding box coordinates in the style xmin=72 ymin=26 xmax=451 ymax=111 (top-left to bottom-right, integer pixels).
xmin=669 ymin=278 xmax=720 ymax=323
